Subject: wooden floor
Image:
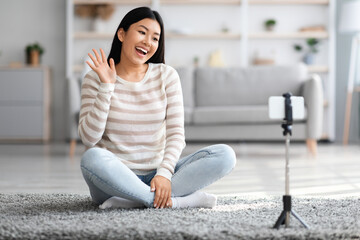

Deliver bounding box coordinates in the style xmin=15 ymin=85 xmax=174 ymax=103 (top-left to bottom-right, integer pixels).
xmin=0 ymin=142 xmax=359 ymax=198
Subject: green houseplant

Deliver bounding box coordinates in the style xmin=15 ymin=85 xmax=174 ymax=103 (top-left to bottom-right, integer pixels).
xmin=306 ymin=38 xmax=319 ymax=54
xmin=294 ymin=38 xmax=320 ymax=65
xmin=25 ymin=42 xmax=45 ymax=66
xmin=264 ymin=19 xmax=276 ymax=31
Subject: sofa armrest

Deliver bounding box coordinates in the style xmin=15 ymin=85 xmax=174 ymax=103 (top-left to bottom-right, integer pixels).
xmin=302 ymin=74 xmax=324 ymax=140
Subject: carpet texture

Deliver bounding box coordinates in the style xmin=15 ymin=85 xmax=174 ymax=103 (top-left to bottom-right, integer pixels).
xmin=0 ymin=193 xmax=359 ymax=240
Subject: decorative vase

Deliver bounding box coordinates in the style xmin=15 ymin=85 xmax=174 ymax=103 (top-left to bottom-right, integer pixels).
xmin=303 ymin=53 xmax=315 ymax=65
xmin=30 ymin=50 xmax=40 ymax=66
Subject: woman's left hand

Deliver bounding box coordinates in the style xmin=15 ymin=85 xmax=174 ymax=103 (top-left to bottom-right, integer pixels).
xmin=150 ymin=176 xmax=172 ymax=209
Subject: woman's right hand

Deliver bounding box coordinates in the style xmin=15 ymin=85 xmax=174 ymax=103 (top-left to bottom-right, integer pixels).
xmin=86 ymin=48 xmax=116 ymax=84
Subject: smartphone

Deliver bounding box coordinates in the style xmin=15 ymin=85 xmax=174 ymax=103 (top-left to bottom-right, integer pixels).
xmin=268 ymin=96 xmax=305 ymax=120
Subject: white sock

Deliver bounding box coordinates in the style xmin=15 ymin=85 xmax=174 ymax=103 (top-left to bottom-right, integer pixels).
xmin=171 ymin=191 xmax=217 ymax=209
xmin=99 ymin=196 xmax=144 ymax=209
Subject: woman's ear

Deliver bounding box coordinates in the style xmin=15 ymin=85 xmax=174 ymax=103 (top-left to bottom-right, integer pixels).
xmin=117 ymin=28 xmax=125 ymax=42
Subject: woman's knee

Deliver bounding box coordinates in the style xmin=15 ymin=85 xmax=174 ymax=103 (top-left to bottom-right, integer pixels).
xmin=81 ymin=148 xmax=98 ymax=168
xmin=211 ymin=144 xmax=237 ymax=174
xmin=81 ymin=147 xmax=110 ymax=170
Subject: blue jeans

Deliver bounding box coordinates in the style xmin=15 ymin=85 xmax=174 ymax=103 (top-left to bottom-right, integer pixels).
xmin=80 ymin=144 xmax=236 ymax=208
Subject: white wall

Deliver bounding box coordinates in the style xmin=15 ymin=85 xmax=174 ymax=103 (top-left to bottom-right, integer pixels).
xmin=0 ymin=1 xmax=358 ymax=142
xmin=0 ymin=0 xmax=66 ymax=141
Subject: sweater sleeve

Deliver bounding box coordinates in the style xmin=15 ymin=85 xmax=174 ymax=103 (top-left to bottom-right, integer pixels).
xmin=78 ymin=71 xmax=115 ymax=147
xmin=156 ymin=66 xmax=186 ymax=181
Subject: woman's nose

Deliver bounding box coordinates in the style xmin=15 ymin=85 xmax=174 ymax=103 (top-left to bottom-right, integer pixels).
xmin=143 ymin=35 xmax=151 ymax=46
xmin=143 ymin=41 xmax=150 ymax=47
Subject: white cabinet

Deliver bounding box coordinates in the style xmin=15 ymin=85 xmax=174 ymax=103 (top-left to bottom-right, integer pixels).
xmin=66 ymin=0 xmax=335 ymax=140
xmin=0 ymin=67 xmax=51 ymax=141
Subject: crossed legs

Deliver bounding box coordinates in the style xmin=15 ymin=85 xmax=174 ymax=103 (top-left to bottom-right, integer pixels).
xmin=81 ymin=144 xmax=236 ymax=209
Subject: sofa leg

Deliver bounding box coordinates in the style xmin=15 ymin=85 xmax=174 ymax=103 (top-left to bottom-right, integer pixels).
xmin=306 ymin=139 xmax=317 ymax=156
xmin=69 ymin=139 xmax=77 ymax=158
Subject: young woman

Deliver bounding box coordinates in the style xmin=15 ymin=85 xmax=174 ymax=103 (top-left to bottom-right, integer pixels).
xmin=79 ymin=7 xmax=236 ymax=209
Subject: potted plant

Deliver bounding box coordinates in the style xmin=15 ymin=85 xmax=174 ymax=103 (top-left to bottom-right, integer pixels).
xmin=264 ymin=19 xmax=276 ymax=31
xmin=25 ymin=42 xmax=45 ymax=66
xmin=293 ymin=38 xmax=320 ymax=65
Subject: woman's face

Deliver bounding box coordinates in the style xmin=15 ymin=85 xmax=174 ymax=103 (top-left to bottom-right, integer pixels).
xmin=118 ymin=18 xmax=161 ymax=66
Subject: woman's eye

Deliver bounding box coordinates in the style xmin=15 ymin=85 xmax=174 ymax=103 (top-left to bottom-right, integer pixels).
xmin=138 ymin=31 xmax=145 ymax=35
xmin=153 ymin=37 xmax=159 ymax=42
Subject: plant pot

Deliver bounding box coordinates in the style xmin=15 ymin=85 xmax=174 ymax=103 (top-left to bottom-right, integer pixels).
xmin=30 ymin=50 xmax=40 ymax=66
xmin=303 ymin=53 xmax=315 ymax=65
xmin=265 ymin=25 xmax=275 ymax=31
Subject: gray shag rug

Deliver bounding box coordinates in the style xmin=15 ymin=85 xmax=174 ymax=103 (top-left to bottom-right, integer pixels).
xmin=0 ymin=193 xmax=359 ymax=240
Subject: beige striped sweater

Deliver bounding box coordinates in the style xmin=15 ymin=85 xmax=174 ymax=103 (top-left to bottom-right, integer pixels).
xmin=78 ymin=63 xmax=186 ymax=181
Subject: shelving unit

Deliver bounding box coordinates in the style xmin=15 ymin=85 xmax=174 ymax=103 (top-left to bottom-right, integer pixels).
xmin=66 ymin=0 xmax=335 ymax=140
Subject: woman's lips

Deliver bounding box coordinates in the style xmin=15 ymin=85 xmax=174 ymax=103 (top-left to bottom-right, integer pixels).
xmin=135 ymin=47 xmax=148 ymax=56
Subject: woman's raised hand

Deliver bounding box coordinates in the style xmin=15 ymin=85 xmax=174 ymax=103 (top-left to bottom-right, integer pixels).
xmin=86 ymin=48 xmax=116 ymax=84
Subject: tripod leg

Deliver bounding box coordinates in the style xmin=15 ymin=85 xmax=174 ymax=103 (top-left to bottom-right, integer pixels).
xmin=291 ymin=210 xmax=310 ymax=229
xmin=273 ymin=211 xmax=287 ymax=229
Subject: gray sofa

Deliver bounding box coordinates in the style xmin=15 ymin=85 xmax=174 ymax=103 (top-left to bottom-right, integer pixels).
xmin=67 ymin=63 xmax=323 ymax=156
xmin=177 ymin=63 xmax=323 ymax=153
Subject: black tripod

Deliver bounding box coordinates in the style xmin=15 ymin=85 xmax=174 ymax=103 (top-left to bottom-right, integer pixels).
xmin=273 ymin=93 xmax=310 ymax=229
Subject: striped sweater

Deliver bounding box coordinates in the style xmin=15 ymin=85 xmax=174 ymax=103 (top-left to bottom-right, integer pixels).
xmin=78 ymin=63 xmax=186 ymax=181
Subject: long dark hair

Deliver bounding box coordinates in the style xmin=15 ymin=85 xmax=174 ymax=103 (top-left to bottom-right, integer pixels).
xmin=107 ymin=7 xmax=165 ymax=65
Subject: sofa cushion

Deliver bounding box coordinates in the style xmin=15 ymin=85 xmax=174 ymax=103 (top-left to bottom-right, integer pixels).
xmin=193 ymin=106 xmax=270 ymax=124
xmin=195 ymin=64 xmax=308 ymax=107
xmin=192 ymin=106 xmax=307 ymax=124
xmin=176 ymin=67 xmax=194 ymax=108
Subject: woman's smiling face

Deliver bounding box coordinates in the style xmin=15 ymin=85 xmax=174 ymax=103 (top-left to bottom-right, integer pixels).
xmin=117 ymin=18 xmax=161 ymax=65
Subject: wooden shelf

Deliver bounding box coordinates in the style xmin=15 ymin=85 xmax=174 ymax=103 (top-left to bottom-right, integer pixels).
xmin=74 ymin=0 xmax=151 ymax=4
xmin=160 ymin=0 xmax=241 ymax=4
xmin=166 ymin=32 xmax=241 ymax=39
xmin=249 ymin=0 xmax=329 ymax=5
xmin=249 ymin=31 xmax=328 ymax=39
xmin=307 ymin=65 xmax=328 ymax=73
xmin=75 ymin=31 xmax=329 ymax=40
xmin=74 ymin=31 xmax=241 ymax=39
xmin=74 ymin=32 xmax=113 ymax=39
